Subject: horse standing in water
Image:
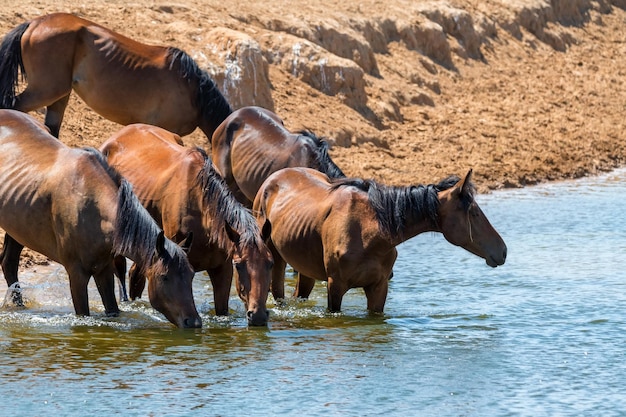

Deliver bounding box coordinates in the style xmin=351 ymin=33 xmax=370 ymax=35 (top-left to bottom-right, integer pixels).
xmin=0 ymin=110 xmax=201 ymax=328
xmin=0 ymin=13 xmax=232 ymax=139
xmin=254 ymin=167 xmax=507 ymax=313
xmin=211 ymin=106 xmax=345 ymax=206
xmin=101 ymin=124 xmax=274 ymax=326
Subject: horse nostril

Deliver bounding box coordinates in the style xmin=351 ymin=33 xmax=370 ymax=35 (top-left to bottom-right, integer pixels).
xmin=247 ymin=310 xmax=253 ymax=319
xmin=184 ymin=317 xmax=202 ymax=328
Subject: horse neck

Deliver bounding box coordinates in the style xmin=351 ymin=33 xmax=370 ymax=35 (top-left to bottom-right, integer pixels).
xmin=388 ymin=212 xmax=438 ymax=247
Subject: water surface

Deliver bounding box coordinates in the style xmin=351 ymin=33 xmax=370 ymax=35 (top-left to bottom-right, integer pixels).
xmin=1 ymin=169 xmax=625 ymax=416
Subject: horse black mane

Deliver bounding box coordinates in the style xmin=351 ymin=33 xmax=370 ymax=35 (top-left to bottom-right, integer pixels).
xmin=168 ymin=47 xmax=233 ymax=129
xmin=298 ymin=130 xmax=346 ymax=179
xmin=331 ymin=175 xmax=475 ymax=239
xmin=193 ymin=147 xmax=262 ymax=254
xmin=81 ymin=148 xmax=184 ymax=268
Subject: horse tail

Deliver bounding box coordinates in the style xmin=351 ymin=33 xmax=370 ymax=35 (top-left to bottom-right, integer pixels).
xmin=0 ymin=21 xmax=29 ymax=109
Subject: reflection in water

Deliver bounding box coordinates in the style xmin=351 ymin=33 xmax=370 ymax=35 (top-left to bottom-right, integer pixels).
xmin=1 ymin=169 xmax=626 ymax=415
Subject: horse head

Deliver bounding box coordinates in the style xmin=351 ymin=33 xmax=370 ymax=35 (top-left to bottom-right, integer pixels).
xmin=144 ymin=231 xmax=202 ymax=328
xmin=436 ymin=170 xmax=507 ymax=267
xmin=226 ymin=220 xmax=274 ymax=326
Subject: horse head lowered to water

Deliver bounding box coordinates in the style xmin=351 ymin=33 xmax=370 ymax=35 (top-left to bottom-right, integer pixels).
xmin=211 ymin=106 xmax=345 ymax=206
xmin=0 ymin=110 xmax=201 ymax=328
xmin=101 ymin=124 xmax=274 ymax=326
xmin=254 ymin=167 xmax=507 ymax=313
xmin=0 ymin=13 xmax=232 ymax=139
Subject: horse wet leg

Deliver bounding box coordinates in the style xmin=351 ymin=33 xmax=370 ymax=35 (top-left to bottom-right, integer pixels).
xmin=363 ymin=278 xmax=389 ymax=314
xmin=0 ymin=234 xmax=24 ymax=306
xmin=326 ymin=277 xmax=348 ymax=313
xmin=293 ymin=273 xmax=316 ymax=299
xmin=269 ymin=250 xmax=287 ymax=303
xmin=208 ymin=265 xmax=233 ymax=316
xmin=113 ymin=255 xmax=129 ymax=302
xmin=66 ymin=266 xmax=92 ymax=316
xmin=93 ymin=265 xmax=120 ymax=317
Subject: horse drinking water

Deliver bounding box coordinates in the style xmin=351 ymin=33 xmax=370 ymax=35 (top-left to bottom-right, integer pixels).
xmin=254 ymin=167 xmax=507 ymax=313
xmin=0 ymin=110 xmax=201 ymax=328
xmin=211 ymin=106 xmax=345 ymax=206
xmin=101 ymin=124 xmax=274 ymax=326
xmin=0 ymin=13 xmax=232 ymax=139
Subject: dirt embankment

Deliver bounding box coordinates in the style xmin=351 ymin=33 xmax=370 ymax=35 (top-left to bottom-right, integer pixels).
xmin=0 ymin=0 xmax=624 ymax=267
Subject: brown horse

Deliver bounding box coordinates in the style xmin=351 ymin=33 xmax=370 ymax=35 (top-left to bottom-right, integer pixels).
xmin=254 ymin=167 xmax=507 ymax=313
xmin=0 ymin=110 xmax=201 ymax=327
xmin=211 ymin=106 xmax=345 ymax=206
xmin=0 ymin=13 xmax=232 ymax=139
xmin=100 ymin=124 xmax=274 ymax=326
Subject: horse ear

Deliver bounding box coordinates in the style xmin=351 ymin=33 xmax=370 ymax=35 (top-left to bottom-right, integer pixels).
xmin=155 ymin=231 xmax=166 ymax=258
xmin=261 ymin=219 xmax=272 ymax=241
xmin=225 ymin=222 xmax=241 ymax=245
xmin=459 ymin=169 xmax=474 ymax=198
xmin=179 ymin=231 xmax=193 ymax=254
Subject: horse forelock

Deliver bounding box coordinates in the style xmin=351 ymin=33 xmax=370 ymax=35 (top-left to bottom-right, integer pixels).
xmin=196 ymin=155 xmax=260 ymax=255
xmin=167 ymin=47 xmax=232 ymax=126
xmin=299 ymin=131 xmax=345 ymax=179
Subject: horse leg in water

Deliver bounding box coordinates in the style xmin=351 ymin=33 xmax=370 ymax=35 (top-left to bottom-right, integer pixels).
xmin=363 ymin=278 xmax=389 ymax=314
xmin=208 ymin=264 xmax=233 ymax=316
xmin=113 ymin=255 xmax=129 ymax=302
xmin=0 ymin=234 xmax=24 ymax=306
xmin=128 ymin=263 xmax=146 ymax=300
xmin=268 ymin=245 xmax=287 ymax=303
xmin=294 ymin=273 xmax=316 ymax=299
xmin=66 ymin=264 xmax=93 ymax=316
xmin=327 ymin=276 xmax=349 ymax=313
xmin=93 ymin=264 xmax=120 ymax=317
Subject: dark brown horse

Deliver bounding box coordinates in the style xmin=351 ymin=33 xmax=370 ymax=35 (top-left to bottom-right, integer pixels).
xmin=100 ymin=124 xmax=274 ymax=326
xmin=0 ymin=13 xmax=232 ymax=138
xmin=0 ymin=110 xmax=201 ymax=327
xmin=254 ymin=167 xmax=507 ymax=313
xmin=211 ymin=106 xmax=345 ymax=206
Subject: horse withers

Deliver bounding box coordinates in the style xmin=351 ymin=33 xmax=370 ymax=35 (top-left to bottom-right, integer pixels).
xmin=254 ymin=167 xmax=507 ymax=313
xmin=211 ymin=106 xmax=345 ymax=206
xmin=0 ymin=13 xmax=232 ymax=139
xmin=101 ymin=124 xmax=274 ymax=326
xmin=0 ymin=110 xmax=201 ymax=328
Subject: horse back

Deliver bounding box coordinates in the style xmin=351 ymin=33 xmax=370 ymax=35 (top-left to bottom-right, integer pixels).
xmin=212 ymin=106 xmax=310 ymax=203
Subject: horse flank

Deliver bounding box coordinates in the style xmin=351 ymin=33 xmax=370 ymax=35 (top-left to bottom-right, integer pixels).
xmin=331 ymin=175 xmax=470 ymax=240
xmin=194 ymin=148 xmax=262 ymax=254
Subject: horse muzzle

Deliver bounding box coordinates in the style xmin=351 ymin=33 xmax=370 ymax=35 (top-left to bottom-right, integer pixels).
xmin=247 ymin=309 xmax=270 ymax=326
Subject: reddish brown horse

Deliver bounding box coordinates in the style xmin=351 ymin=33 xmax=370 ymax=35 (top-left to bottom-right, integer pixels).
xmin=0 ymin=13 xmax=231 ymax=139
xmin=211 ymin=106 xmax=345 ymax=206
xmin=254 ymin=167 xmax=507 ymax=313
xmin=101 ymin=124 xmax=274 ymax=326
xmin=0 ymin=110 xmax=201 ymax=327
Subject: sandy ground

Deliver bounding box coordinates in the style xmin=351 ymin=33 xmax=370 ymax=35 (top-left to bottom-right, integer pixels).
xmin=0 ymin=0 xmax=624 ymax=267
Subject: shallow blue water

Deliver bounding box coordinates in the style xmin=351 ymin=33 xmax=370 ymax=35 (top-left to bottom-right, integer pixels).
xmin=1 ymin=169 xmax=625 ymax=416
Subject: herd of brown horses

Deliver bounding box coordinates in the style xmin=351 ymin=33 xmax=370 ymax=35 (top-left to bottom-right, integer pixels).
xmin=0 ymin=13 xmax=507 ymax=328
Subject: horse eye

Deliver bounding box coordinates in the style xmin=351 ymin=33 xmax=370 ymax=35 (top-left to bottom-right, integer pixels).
xmin=160 ymin=274 xmax=168 ymax=282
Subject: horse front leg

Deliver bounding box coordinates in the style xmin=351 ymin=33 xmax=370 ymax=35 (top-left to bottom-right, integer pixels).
xmin=363 ymin=277 xmax=388 ymax=314
xmin=208 ymin=264 xmax=233 ymax=316
xmin=294 ymin=273 xmax=316 ymax=299
xmin=66 ymin=265 xmax=92 ymax=316
xmin=326 ymin=277 xmax=348 ymax=313
xmin=93 ymin=264 xmax=120 ymax=317
xmin=0 ymin=234 xmax=24 ymax=306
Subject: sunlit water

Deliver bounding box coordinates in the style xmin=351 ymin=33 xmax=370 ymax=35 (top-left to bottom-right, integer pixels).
xmin=1 ymin=169 xmax=625 ymax=416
